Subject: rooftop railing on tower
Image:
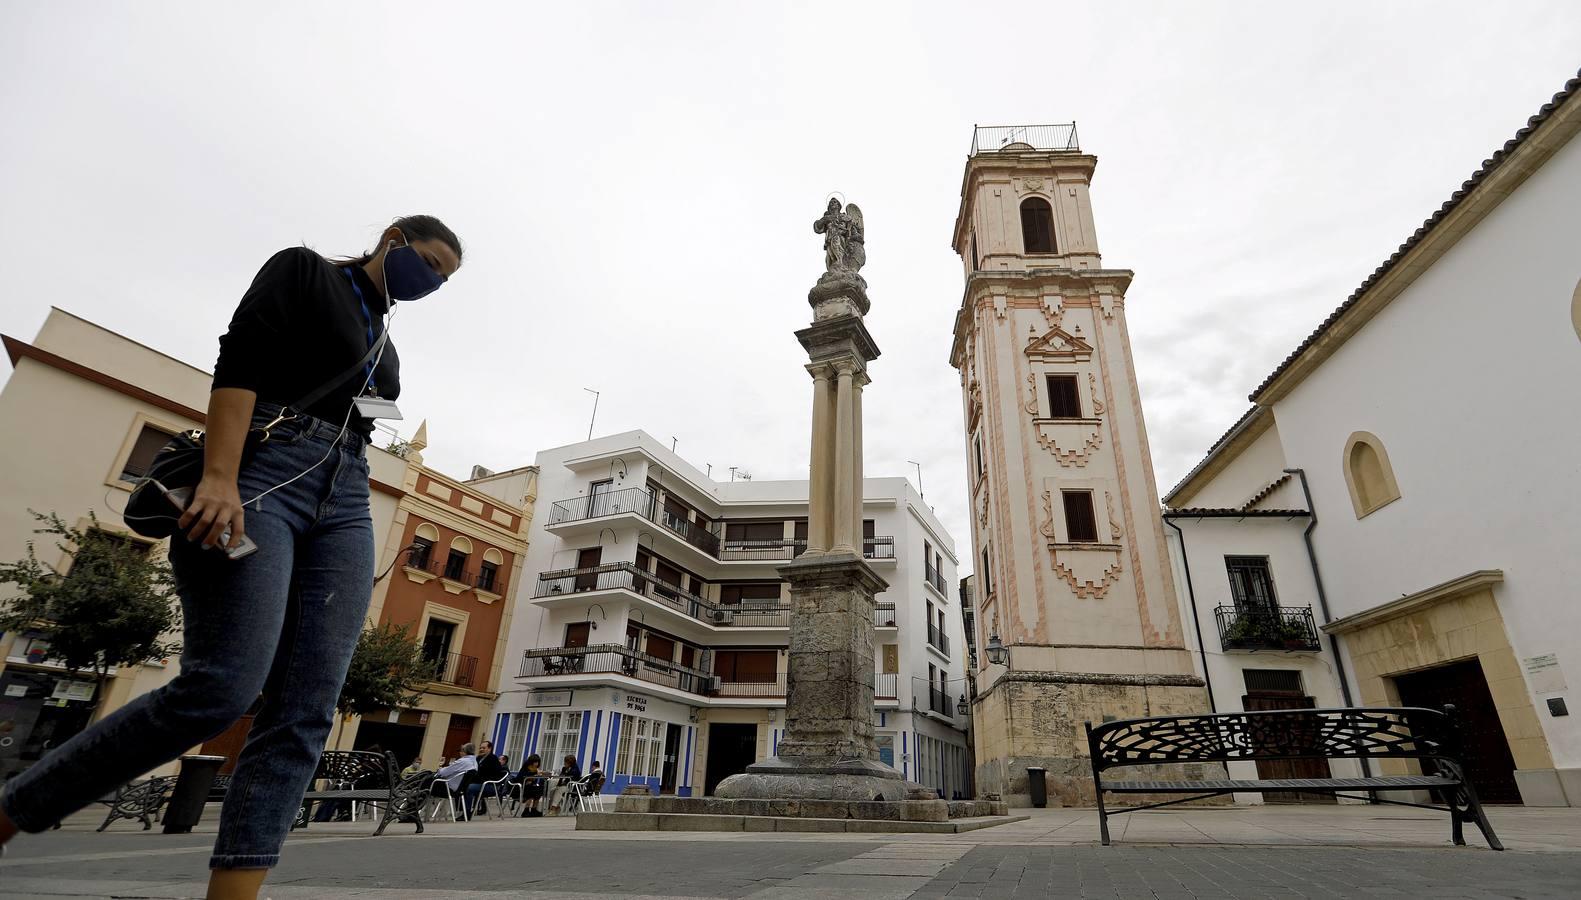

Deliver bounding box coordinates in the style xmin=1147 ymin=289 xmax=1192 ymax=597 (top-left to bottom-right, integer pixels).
xmin=969 ymin=123 xmax=1080 ymax=157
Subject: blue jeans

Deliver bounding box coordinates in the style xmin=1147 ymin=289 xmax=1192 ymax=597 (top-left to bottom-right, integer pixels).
xmin=0 ymin=405 xmax=375 ymax=869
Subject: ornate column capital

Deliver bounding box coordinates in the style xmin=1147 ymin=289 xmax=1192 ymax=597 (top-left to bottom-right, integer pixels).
xmin=806 ymin=362 xmax=836 ymax=382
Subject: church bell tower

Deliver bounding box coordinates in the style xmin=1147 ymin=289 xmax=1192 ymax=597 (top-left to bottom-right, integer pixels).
xmin=948 ymin=125 xmax=1210 ymax=805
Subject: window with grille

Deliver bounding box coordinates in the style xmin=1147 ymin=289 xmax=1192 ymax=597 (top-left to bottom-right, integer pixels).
xmin=119 ymin=424 xmax=174 ymax=483
xmin=1243 ymin=669 xmax=1304 ymax=695
xmin=618 ymin=715 xmax=663 ymax=778
xmin=539 ymin=711 xmax=583 ymax=766
xmin=1062 ymin=491 xmax=1099 ymax=542
xmin=477 ymin=560 xmax=499 ymax=592
xmin=503 ymin=713 xmax=531 ymax=764
xmin=1225 ymin=556 xmax=1278 ymax=614
xmin=1046 ymin=374 xmax=1081 ymax=418
xmin=444 ymin=548 xmax=468 ymax=580
xmin=1020 ymin=197 xmax=1056 ymax=254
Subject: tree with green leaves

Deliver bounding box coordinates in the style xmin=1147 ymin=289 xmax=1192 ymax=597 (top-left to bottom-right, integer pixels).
xmin=333 ymin=621 xmax=438 ymax=749
xmin=0 ymin=512 xmax=182 ymax=710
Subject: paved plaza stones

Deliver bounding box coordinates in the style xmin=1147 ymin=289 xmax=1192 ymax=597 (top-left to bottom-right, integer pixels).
xmin=5 ymin=805 xmax=1581 ymax=898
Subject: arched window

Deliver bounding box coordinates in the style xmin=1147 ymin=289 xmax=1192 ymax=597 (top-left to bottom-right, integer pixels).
xmin=409 ymin=522 xmax=440 ymax=568
xmin=478 ymin=547 xmax=505 ymax=593
xmin=444 ymin=535 xmax=473 ymax=580
xmin=1020 ymin=197 xmax=1056 ymax=254
xmin=1343 ymin=432 xmax=1401 ymax=518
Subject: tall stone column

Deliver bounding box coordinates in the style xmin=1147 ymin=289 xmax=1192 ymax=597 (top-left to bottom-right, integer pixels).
xmin=716 ymin=198 xmax=905 ymax=802
xmin=805 ymin=364 xmax=834 ymax=556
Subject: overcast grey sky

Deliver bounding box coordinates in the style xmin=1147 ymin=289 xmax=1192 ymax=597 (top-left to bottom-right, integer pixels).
xmin=3 ymin=2 xmax=1579 ymax=571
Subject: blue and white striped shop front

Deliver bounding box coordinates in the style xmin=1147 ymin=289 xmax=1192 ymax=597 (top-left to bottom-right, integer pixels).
xmin=491 ymin=688 xmax=698 ymax=797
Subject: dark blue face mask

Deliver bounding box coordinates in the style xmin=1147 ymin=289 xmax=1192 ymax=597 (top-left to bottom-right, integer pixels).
xmin=382 ymin=242 xmax=447 ymax=302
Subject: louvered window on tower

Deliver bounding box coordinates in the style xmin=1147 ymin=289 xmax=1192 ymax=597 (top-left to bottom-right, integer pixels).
xmin=1062 ymin=490 xmax=1099 ymax=543
xmin=1020 ymin=197 xmax=1056 ymax=254
xmin=1046 ymin=374 xmax=1081 ymax=418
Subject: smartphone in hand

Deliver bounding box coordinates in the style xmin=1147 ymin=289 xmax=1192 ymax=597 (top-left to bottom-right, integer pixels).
xmin=161 ymin=483 xmax=259 ymax=561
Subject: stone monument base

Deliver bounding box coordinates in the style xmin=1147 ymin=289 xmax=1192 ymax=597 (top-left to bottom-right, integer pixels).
xmin=715 ymin=755 xmax=924 ymax=802
xmin=575 ymin=794 xmax=1021 ymax=834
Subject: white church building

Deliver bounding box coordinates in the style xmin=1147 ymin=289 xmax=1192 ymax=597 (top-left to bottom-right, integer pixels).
xmin=1164 ymin=67 xmax=1581 ymax=807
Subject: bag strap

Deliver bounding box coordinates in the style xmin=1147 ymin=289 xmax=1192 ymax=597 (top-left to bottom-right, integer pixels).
xmin=286 ymin=325 xmax=390 ymax=415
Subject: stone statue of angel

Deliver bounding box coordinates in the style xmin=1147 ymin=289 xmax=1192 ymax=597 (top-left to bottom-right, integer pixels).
xmin=814 ymin=198 xmax=865 ymax=277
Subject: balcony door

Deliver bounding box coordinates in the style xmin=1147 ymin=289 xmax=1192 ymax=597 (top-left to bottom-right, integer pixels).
xmin=660 ymin=723 xmax=684 ymax=794
xmin=574 ymin=547 xmax=602 ymax=591
xmin=422 ymin=620 xmax=456 ymax=667
xmin=1226 ymin=556 xmax=1278 ymax=618
xmin=586 ymin=479 xmax=613 ymax=518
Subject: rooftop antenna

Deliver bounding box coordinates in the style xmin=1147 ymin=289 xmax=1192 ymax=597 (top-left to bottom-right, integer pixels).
xmin=729 ymin=467 xmax=753 ymax=482
xmin=907 ymin=460 xmax=925 ymax=500
xmin=671 ymin=436 xmax=678 ymax=453
xmin=583 ymin=388 xmax=600 ymax=441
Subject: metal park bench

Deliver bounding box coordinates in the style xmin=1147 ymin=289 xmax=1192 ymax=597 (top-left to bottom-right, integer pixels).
xmin=1085 ymin=705 xmax=1503 ymax=850
xmin=95 ymin=775 xmax=177 ymax=831
xmin=290 ymin=750 xmax=430 ymax=836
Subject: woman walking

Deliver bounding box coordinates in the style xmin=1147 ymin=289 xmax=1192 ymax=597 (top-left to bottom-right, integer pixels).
xmin=0 ymin=216 xmax=462 ymax=899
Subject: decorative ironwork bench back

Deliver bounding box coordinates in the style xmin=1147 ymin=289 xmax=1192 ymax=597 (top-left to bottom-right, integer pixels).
xmin=1086 ymin=706 xmax=1461 ymax=772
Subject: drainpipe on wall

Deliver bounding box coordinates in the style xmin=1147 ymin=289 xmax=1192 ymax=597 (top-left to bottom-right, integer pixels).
xmin=1285 ymin=467 xmax=1371 ymax=780
xmin=1163 ymin=517 xmax=1217 ymax=714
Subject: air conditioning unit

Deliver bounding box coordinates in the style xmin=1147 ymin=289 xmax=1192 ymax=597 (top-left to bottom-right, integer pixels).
xmin=710 ymin=608 xmax=735 ymax=625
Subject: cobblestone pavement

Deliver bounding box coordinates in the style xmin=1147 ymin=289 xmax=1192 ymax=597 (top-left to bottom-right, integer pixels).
xmin=3 ymin=806 xmax=1580 ymax=899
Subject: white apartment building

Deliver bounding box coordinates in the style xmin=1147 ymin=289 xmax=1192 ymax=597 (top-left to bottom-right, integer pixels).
xmin=476 ymin=431 xmax=971 ymax=799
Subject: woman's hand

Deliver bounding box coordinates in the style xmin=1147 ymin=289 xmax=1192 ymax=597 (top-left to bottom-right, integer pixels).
xmin=180 ymin=476 xmax=246 ymax=549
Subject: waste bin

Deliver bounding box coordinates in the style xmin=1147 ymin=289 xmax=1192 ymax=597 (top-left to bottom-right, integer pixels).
xmin=1026 ymin=766 xmax=1048 ymax=808
xmin=162 ymin=755 xmax=227 ymax=834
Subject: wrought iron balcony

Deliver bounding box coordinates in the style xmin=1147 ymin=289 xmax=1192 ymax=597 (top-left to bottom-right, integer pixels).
xmin=923 ymin=563 xmax=948 ymax=595
xmin=873 ymin=603 xmax=897 ymax=628
xmin=534 ymin=562 xmax=790 ymax=628
xmin=927 ymin=686 xmax=954 ymax=717
xmin=927 ymin=623 xmax=950 ymax=655
xmin=427 ymin=651 xmax=479 ymax=689
xmin=547 ymin=486 xmax=721 ymax=556
xmin=519 ymin=644 xmax=714 ymax=695
xmin=970 ymin=123 xmax=1080 ymax=156
xmin=717 ymin=536 xmax=897 ymax=561
xmin=1214 ymin=605 xmax=1322 ymax=652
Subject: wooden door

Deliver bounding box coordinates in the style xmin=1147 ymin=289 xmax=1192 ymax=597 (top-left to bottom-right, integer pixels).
xmin=443 ymin=716 xmax=477 ymax=761
xmin=574 ymin=547 xmax=602 ymax=591
xmin=1393 ymin=658 xmax=1522 ymax=804
xmin=1243 ymin=694 xmax=1335 ymax=803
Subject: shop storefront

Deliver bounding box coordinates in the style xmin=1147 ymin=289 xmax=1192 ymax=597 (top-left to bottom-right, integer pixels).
xmin=491 ymin=688 xmax=699 ymax=796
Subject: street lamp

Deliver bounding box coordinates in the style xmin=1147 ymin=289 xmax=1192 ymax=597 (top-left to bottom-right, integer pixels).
xmin=985 ymin=632 xmax=1009 ymax=666
xmin=956 ymin=694 xmax=969 ymax=716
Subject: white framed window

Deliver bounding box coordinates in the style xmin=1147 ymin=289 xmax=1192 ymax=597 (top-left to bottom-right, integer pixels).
xmin=539 ymin=710 xmax=583 ymax=765
xmin=618 ymin=715 xmax=665 ymax=777
xmin=503 ymin=713 xmax=531 ymax=764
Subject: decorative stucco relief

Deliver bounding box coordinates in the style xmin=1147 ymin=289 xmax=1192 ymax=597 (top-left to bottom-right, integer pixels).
xmin=1034 ymin=418 xmax=1104 ymax=466
xmin=1023 ymin=325 xmax=1094 ymax=361
xmin=1105 ymin=492 xmax=1123 ymax=540
xmin=1024 ymin=373 xmax=1039 ymax=415
xmin=1038 ymin=491 xmax=1055 ymax=540
xmin=1040 ymin=292 xmax=1064 ymax=328
xmin=977 ymin=486 xmax=991 ymax=529
xmin=1049 ymin=544 xmax=1124 ymax=599
xmin=1088 ymin=373 xmax=1106 ymax=416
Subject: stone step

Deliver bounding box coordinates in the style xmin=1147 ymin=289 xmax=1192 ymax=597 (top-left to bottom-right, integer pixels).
xmin=576 ymin=811 xmax=1030 ymax=834
xmin=616 ymin=795 xmax=951 ymax=822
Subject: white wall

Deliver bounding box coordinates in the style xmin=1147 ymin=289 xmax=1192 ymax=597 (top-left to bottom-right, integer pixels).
xmin=1270 ymin=132 xmax=1581 ymax=768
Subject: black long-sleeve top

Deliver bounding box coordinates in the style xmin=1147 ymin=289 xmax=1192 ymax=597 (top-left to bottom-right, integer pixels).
xmin=212 ymin=247 xmax=399 ymax=439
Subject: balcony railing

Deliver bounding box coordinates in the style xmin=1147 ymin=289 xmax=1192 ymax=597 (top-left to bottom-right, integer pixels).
xmin=428 ymin=651 xmax=479 ymax=689
xmin=473 ymin=568 xmax=501 ymax=594
xmin=714 ymin=671 xmax=787 ymax=699
xmin=927 ymin=623 xmax=950 ymax=655
xmin=547 ymin=486 xmax=721 ymax=556
xmin=875 ymin=672 xmax=898 ymax=699
xmin=1214 ymin=605 xmax=1322 ymax=652
xmin=519 ymin=644 xmax=714 ymax=695
xmin=970 ymin=123 xmax=1080 ymax=156
xmin=404 ymin=553 xmax=507 ymax=596
xmin=873 ymin=603 xmax=897 ymax=628
xmin=927 ymin=686 xmax=954 ymax=717
xmin=923 ymin=564 xmax=948 ymax=595
xmin=534 ymin=562 xmax=790 ymax=628
xmin=716 ymin=536 xmax=897 ymax=561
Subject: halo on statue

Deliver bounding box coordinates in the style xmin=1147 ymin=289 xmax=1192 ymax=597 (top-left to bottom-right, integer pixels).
xmin=825 ymin=190 xmax=848 ymax=208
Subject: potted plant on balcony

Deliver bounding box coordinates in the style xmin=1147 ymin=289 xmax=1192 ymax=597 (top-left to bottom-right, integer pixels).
xmin=1278 ymin=618 xmax=1312 ymax=650
xmin=1222 ymin=615 xmax=1259 ymax=648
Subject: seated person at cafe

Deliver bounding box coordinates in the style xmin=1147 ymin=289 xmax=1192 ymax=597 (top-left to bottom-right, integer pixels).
xmin=516 ymin=753 xmax=546 ymax=817
xmin=431 ymin=743 xmax=479 ymax=814
xmin=466 ymin=741 xmax=509 ymax=814
xmin=547 ymin=754 xmax=582 ymax=815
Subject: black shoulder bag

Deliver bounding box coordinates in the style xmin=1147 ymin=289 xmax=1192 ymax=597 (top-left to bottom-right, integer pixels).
xmin=123 ymin=328 xmax=390 ymax=539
